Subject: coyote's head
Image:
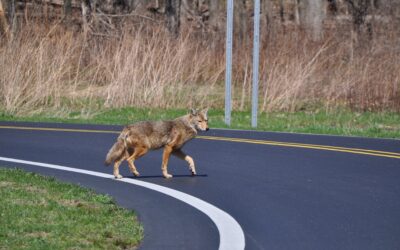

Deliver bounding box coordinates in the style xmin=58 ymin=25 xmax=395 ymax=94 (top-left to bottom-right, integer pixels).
xmin=189 ymin=108 xmax=209 ymax=131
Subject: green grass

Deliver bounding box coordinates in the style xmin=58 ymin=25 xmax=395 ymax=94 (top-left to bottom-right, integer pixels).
xmin=0 ymin=168 xmax=143 ymax=250
xmin=1 ymin=107 xmax=399 ymax=138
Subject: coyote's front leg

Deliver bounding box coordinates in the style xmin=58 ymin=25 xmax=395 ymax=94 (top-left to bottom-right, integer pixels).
xmin=172 ymin=149 xmax=196 ymax=175
xmin=161 ymin=145 xmax=174 ymax=178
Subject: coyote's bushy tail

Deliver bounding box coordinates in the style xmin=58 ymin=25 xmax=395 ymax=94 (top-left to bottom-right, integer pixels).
xmin=104 ymin=138 xmax=125 ymax=166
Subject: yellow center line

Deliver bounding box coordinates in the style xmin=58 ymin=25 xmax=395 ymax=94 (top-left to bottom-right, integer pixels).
xmin=0 ymin=125 xmax=120 ymax=134
xmin=198 ymin=135 xmax=400 ymax=158
xmin=1 ymin=125 xmax=399 ymax=159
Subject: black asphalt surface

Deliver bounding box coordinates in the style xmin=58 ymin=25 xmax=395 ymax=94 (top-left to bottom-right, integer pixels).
xmin=1 ymin=121 xmax=400 ymax=250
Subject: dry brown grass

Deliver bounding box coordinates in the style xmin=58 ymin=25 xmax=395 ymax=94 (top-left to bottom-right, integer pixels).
xmin=0 ymin=22 xmax=399 ymax=116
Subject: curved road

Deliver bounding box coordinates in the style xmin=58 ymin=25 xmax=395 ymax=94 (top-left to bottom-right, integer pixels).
xmin=0 ymin=121 xmax=399 ymax=250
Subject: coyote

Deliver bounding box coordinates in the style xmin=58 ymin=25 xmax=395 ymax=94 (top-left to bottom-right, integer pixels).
xmin=105 ymin=108 xmax=209 ymax=179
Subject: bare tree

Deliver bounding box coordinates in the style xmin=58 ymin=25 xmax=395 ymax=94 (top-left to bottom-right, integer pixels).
xmin=180 ymin=0 xmax=210 ymax=31
xmin=294 ymin=0 xmax=301 ymax=25
xmin=82 ymin=0 xmax=92 ymax=32
xmin=0 ymin=0 xmax=8 ymax=36
xmin=121 ymin=0 xmax=136 ymax=12
xmin=180 ymin=0 xmax=199 ymax=27
xmin=262 ymin=0 xmax=275 ymax=31
xmin=64 ymin=0 xmax=72 ymax=22
xmin=5 ymin=0 xmax=16 ymax=35
xmin=208 ymin=0 xmax=219 ymax=32
xmin=165 ymin=0 xmax=181 ymax=37
xmin=235 ymin=0 xmax=248 ymax=47
xmin=279 ymin=0 xmax=284 ymax=23
xmin=344 ymin=0 xmax=370 ymax=31
xmin=298 ymin=0 xmax=326 ymax=41
xmin=327 ymin=0 xmax=338 ymax=16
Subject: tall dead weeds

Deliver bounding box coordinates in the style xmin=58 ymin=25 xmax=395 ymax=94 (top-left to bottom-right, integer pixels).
xmin=0 ymin=23 xmax=399 ymax=115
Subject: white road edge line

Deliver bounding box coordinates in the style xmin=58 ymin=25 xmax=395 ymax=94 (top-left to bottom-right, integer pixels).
xmin=0 ymin=156 xmax=245 ymax=250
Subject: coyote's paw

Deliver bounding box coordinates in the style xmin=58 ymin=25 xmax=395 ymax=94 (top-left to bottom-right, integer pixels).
xmin=114 ymin=174 xmax=123 ymax=179
xmin=163 ymin=173 xmax=173 ymax=179
xmin=133 ymin=171 xmax=140 ymax=177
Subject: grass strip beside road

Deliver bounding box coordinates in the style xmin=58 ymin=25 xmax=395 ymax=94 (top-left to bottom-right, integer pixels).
xmin=0 ymin=168 xmax=143 ymax=250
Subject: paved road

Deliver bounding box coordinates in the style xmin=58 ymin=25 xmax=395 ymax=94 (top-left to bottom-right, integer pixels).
xmin=1 ymin=121 xmax=400 ymax=250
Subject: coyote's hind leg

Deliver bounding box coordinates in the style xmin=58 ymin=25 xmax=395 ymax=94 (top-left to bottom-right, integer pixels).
xmin=126 ymin=146 xmax=148 ymax=177
xmin=113 ymin=157 xmax=124 ymax=179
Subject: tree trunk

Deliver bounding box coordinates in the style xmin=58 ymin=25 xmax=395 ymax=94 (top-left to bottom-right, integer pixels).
xmin=6 ymin=0 xmax=16 ymax=35
xmin=299 ymin=0 xmax=326 ymax=41
xmin=345 ymin=0 xmax=371 ymax=47
xmin=166 ymin=0 xmax=181 ymax=37
xmin=235 ymin=0 xmax=248 ymax=48
xmin=279 ymin=0 xmax=284 ymax=23
xmin=82 ymin=0 xmax=92 ymax=33
xmin=181 ymin=0 xmax=195 ymax=27
xmin=345 ymin=0 xmax=370 ymax=31
xmin=122 ymin=0 xmax=135 ymax=12
xmin=262 ymin=0 xmax=274 ymax=30
xmin=294 ymin=0 xmax=301 ymax=25
xmin=207 ymin=0 xmax=220 ymax=50
xmin=0 ymin=0 xmax=9 ymax=36
xmin=64 ymin=0 xmax=72 ymax=21
xmin=208 ymin=0 xmax=219 ymax=32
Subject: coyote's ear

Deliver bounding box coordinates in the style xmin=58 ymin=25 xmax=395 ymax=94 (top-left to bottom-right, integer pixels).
xmin=200 ymin=108 xmax=209 ymax=116
xmin=190 ymin=109 xmax=198 ymax=116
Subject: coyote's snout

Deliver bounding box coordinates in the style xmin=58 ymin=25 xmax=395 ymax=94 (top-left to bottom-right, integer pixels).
xmin=105 ymin=108 xmax=209 ymax=179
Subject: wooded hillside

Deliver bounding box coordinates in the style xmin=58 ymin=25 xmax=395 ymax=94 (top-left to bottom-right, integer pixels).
xmin=0 ymin=1 xmax=399 ymax=114
xmin=1 ymin=0 xmax=399 ymax=40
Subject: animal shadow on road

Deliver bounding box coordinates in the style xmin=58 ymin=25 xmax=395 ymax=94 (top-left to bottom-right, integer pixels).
xmin=127 ymin=174 xmax=208 ymax=179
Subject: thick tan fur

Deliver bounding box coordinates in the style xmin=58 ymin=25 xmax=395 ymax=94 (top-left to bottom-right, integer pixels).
xmin=105 ymin=108 xmax=209 ymax=179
